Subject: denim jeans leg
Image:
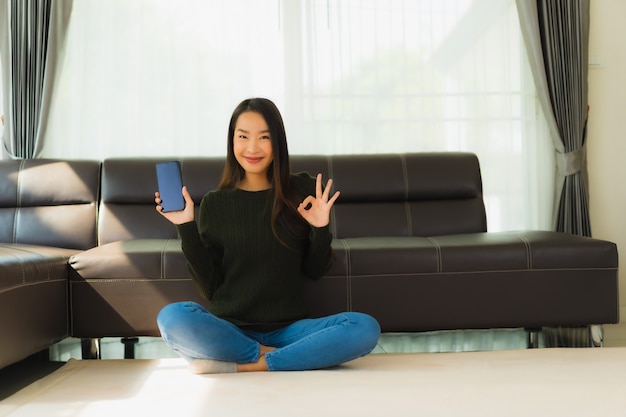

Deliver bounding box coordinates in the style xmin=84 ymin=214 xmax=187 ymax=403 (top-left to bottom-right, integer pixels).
xmin=157 ymin=301 xmax=260 ymax=363
xmin=261 ymin=312 xmax=380 ymax=371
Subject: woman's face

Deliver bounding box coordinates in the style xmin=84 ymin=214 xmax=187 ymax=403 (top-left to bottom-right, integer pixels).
xmin=233 ymin=111 xmax=274 ymax=186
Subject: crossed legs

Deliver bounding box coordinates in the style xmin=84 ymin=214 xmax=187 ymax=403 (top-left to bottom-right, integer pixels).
xmin=157 ymin=301 xmax=380 ymax=373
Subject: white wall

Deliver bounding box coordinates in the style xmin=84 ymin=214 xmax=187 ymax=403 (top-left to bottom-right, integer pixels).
xmin=588 ymin=0 xmax=626 ymax=346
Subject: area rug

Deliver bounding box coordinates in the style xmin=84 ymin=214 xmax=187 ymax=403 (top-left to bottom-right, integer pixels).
xmin=2 ymin=348 xmax=626 ymax=417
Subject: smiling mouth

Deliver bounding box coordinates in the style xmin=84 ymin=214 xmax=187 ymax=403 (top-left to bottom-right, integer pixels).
xmin=244 ymin=157 xmax=264 ymax=163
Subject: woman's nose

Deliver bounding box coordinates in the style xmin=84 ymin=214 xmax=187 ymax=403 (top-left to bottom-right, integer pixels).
xmin=247 ymin=138 xmax=259 ymax=152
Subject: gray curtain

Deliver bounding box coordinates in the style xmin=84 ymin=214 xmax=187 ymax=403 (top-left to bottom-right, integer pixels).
xmin=516 ymin=0 xmax=591 ymax=236
xmin=0 ymin=0 xmax=71 ymax=159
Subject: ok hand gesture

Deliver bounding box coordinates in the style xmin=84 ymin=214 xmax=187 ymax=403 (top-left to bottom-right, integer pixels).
xmin=297 ymin=173 xmax=340 ymax=228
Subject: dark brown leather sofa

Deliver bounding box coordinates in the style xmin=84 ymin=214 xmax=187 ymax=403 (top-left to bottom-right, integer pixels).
xmin=0 ymin=153 xmax=619 ymax=369
xmin=0 ymin=159 xmax=100 ymax=369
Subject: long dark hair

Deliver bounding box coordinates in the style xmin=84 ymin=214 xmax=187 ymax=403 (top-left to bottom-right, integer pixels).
xmin=219 ymin=98 xmax=308 ymax=246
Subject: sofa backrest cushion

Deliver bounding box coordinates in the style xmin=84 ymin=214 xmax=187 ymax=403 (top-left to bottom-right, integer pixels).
xmin=99 ymin=158 xmax=224 ymax=245
xmin=100 ymin=152 xmax=486 ymax=244
xmin=291 ymin=152 xmax=487 ymax=237
xmin=0 ymin=159 xmax=100 ymax=250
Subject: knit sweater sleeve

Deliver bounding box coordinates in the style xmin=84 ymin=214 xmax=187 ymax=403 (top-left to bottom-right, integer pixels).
xmin=292 ymin=172 xmax=334 ymax=280
xmin=175 ymin=197 xmax=224 ymax=301
xmin=302 ymin=225 xmax=333 ymax=280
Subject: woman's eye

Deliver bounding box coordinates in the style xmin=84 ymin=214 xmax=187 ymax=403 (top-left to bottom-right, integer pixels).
xmin=239 ymin=135 xmax=247 ymax=140
xmin=261 ymin=135 xmax=271 ymax=140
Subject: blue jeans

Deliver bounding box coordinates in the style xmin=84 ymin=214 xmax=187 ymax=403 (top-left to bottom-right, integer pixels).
xmin=157 ymin=301 xmax=381 ymax=371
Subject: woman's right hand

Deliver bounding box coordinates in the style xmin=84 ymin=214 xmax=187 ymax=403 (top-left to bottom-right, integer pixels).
xmin=155 ymin=186 xmax=195 ymax=224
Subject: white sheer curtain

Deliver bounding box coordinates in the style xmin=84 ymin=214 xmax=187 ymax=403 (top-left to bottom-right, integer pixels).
xmin=41 ymin=0 xmax=553 ymax=232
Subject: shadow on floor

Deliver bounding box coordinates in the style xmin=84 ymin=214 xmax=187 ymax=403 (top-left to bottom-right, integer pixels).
xmin=0 ymin=353 xmax=64 ymax=401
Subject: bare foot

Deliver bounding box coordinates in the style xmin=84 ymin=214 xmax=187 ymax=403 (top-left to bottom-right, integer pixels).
xmin=237 ymin=344 xmax=276 ymax=372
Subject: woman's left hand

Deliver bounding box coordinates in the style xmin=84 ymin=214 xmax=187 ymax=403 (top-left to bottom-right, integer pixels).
xmin=298 ymin=173 xmax=340 ymax=228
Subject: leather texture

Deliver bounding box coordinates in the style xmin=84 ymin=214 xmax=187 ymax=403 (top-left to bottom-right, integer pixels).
xmin=0 ymin=159 xmax=100 ymax=368
xmin=67 ymin=153 xmax=618 ymax=337
xmin=0 ymin=159 xmax=100 ymax=249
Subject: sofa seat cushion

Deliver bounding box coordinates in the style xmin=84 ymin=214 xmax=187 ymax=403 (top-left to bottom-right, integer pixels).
xmin=69 ymin=239 xmax=188 ymax=280
xmin=149 ymin=229 xmax=614 ymax=332
xmin=333 ymin=231 xmax=618 ymax=332
xmin=68 ymin=230 xmax=619 ymax=336
xmin=68 ymin=239 xmax=208 ymax=337
xmin=0 ymin=244 xmax=75 ymax=369
xmin=431 ymin=230 xmax=617 ymax=272
xmin=330 ymin=231 xmax=617 ymax=277
xmin=0 ymin=244 xmax=77 ymax=291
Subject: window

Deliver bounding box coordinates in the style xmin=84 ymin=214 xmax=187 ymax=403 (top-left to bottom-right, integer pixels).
xmin=41 ymin=0 xmax=553 ymax=231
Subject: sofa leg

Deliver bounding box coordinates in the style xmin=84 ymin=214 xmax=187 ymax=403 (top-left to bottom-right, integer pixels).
xmin=81 ymin=338 xmax=101 ymax=359
xmin=526 ymin=328 xmax=541 ymax=349
xmin=590 ymin=325 xmax=604 ymax=347
xmin=542 ymin=326 xmax=601 ymax=347
xmin=121 ymin=337 xmax=139 ymax=359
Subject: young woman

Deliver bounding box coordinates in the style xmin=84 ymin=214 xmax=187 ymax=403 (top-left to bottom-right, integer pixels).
xmin=155 ymin=98 xmax=380 ymax=373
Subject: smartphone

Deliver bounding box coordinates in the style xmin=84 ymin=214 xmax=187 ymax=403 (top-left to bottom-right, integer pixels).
xmin=155 ymin=161 xmax=185 ymax=212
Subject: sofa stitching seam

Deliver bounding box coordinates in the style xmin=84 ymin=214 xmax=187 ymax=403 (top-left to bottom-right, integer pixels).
xmin=0 ymin=278 xmax=68 ymax=295
xmin=400 ymin=154 xmax=412 ymax=236
xmin=72 ymin=278 xmax=198 ymax=283
xmin=160 ymin=239 xmax=169 ymax=279
xmin=339 ymin=239 xmax=352 ymax=311
xmin=426 ymin=237 xmax=442 ymax=272
xmin=515 ymin=232 xmax=532 ymax=269
xmin=331 ymin=267 xmax=617 ymax=278
xmin=68 ymin=266 xmax=618 ymax=283
xmin=13 ymin=160 xmax=26 ymax=244
xmin=326 ymin=156 xmax=338 ymax=237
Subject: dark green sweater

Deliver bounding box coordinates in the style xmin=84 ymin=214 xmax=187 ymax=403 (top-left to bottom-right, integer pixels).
xmin=176 ymin=172 xmax=333 ymax=331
